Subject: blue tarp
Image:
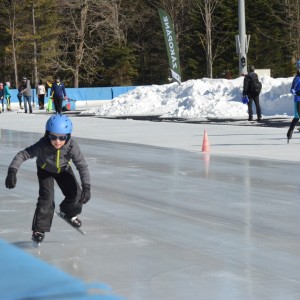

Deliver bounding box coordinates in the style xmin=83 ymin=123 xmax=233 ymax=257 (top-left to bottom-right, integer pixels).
xmin=7 ymin=86 xmax=137 ymax=103
xmin=111 ymin=86 xmax=137 ymax=98
xmin=66 ymin=87 xmax=113 ymax=101
xmin=0 ymin=240 xmax=123 ymax=300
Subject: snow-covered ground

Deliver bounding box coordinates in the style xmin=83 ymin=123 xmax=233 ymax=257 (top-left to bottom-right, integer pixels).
xmin=85 ymin=76 xmax=294 ymax=119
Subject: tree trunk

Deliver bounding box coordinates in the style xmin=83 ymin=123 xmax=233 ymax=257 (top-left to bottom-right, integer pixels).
xmin=73 ymin=1 xmax=88 ymax=87
xmin=74 ymin=67 xmax=79 ymax=88
xmin=9 ymin=2 xmax=18 ymax=87
xmin=32 ymin=3 xmax=38 ymax=88
xmin=205 ymin=1 xmax=213 ymax=78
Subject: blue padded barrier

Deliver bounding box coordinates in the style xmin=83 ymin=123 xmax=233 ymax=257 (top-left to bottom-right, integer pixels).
xmin=0 ymin=240 xmax=123 ymax=300
xmin=111 ymin=86 xmax=137 ymax=98
xmin=66 ymin=87 xmax=113 ymax=101
xmin=7 ymin=86 xmax=137 ymax=103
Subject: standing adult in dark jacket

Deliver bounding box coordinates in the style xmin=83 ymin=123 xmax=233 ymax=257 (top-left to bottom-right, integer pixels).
xmin=19 ymin=77 xmax=32 ymax=113
xmin=287 ymin=60 xmax=300 ymax=142
xmin=50 ymin=76 xmax=67 ymax=114
xmin=243 ymin=65 xmax=262 ymax=121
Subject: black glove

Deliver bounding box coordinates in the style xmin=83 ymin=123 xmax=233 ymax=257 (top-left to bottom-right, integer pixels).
xmin=5 ymin=168 xmax=17 ymax=189
xmin=80 ymin=184 xmax=91 ymax=204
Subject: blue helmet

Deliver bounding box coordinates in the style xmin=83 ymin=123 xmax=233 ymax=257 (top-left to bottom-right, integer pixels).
xmin=297 ymin=60 xmax=300 ymax=69
xmin=46 ymin=114 xmax=72 ymax=134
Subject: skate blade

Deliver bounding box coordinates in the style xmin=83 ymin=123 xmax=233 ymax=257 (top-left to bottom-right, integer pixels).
xmin=76 ymin=228 xmax=86 ymax=235
xmin=32 ymin=241 xmax=41 ymax=248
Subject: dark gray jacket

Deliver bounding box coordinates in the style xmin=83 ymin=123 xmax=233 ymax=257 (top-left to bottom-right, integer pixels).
xmin=243 ymin=72 xmax=259 ymax=98
xmin=9 ymin=137 xmax=90 ymax=186
xmin=20 ymin=79 xmax=32 ymax=97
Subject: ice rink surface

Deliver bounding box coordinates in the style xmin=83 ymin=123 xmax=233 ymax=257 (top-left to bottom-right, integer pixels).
xmin=1 ymin=112 xmax=300 ymax=300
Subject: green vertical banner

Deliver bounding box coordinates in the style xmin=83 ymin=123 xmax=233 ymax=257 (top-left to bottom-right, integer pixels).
xmin=158 ymin=8 xmax=181 ymax=84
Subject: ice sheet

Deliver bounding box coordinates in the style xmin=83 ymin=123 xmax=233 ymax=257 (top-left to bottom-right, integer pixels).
xmin=1 ymin=127 xmax=300 ymax=300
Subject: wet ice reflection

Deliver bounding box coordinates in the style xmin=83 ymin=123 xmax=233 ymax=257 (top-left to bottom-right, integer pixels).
xmin=1 ymin=128 xmax=300 ymax=299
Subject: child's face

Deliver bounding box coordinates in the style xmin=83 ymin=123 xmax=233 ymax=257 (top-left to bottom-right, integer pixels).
xmin=49 ymin=132 xmax=67 ymax=149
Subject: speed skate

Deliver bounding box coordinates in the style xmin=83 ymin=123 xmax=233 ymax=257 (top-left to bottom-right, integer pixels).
xmin=31 ymin=232 xmax=45 ymax=248
xmin=55 ymin=211 xmax=86 ymax=235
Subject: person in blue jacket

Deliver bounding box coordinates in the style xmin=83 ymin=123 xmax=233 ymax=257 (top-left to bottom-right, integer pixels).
xmin=50 ymin=76 xmax=67 ymax=114
xmin=287 ymin=60 xmax=300 ymax=142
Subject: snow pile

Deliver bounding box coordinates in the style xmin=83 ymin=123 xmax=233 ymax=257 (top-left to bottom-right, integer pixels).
xmin=85 ymin=76 xmax=294 ymax=119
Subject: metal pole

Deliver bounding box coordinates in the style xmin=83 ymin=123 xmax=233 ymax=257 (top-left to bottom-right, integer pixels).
xmin=237 ymin=0 xmax=248 ymax=75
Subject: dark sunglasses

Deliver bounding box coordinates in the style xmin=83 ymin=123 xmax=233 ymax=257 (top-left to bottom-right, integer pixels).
xmin=49 ymin=133 xmax=68 ymax=141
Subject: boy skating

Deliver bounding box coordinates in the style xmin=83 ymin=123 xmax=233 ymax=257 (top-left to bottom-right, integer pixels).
xmin=5 ymin=114 xmax=91 ymax=244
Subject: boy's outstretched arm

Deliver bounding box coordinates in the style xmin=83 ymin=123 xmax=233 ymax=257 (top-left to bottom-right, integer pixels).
xmin=5 ymin=140 xmax=41 ymax=189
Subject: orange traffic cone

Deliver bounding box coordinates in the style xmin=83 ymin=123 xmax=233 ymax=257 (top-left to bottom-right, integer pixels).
xmin=202 ymin=130 xmax=210 ymax=152
xmin=203 ymin=152 xmax=210 ymax=177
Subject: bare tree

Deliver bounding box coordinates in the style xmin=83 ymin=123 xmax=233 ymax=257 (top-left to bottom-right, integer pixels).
xmin=32 ymin=2 xmax=38 ymax=88
xmin=52 ymin=0 xmax=123 ymax=87
xmin=266 ymin=0 xmax=300 ymax=63
xmin=53 ymin=0 xmax=143 ymax=86
xmin=145 ymin=0 xmax=194 ymax=80
xmin=1 ymin=0 xmax=21 ymax=86
xmin=147 ymin=0 xmax=194 ymax=38
xmin=195 ymin=0 xmax=228 ymax=78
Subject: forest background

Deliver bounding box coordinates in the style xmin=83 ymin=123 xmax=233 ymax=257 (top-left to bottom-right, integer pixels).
xmin=0 ymin=0 xmax=299 ymax=89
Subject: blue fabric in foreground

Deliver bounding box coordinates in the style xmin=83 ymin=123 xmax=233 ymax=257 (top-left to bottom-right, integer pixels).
xmin=0 ymin=240 xmax=123 ymax=300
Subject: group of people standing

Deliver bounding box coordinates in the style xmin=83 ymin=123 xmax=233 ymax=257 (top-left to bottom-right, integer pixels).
xmin=17 ymin=77 xmax=46 ymax=112
xmin=0 ymin=76 xmax=67 ymax=114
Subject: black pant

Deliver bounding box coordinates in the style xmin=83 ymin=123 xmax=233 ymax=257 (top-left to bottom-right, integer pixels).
xmin=17 ymin=95 xmax=23 ymax=107
xmin=287 ymin=102 xmax=300 ymax=135
xmin=247 ymin=95 xmax=261 ymax=119
xmin=53 ymin=96 xmax=63 ymax=114
xmin=38 ymin=95 xmax=45 ymax=108
xmin=32 ymin=167 xmax=82 ymax=232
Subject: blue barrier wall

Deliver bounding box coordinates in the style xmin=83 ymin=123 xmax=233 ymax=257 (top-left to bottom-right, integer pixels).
xmin=0 ymin=240 xmax=123 ymax=299
xmin=111 ymin=86 xmax=136 ymax=98
xmin=7 ymin=86 xmax=138 ymax=103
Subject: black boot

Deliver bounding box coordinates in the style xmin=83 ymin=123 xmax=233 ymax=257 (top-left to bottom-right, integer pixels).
xmin=32 ymin=231 xmax=45 ymax=243
xmin=287 ymin=129 xmax=293 ymax=140
xmin=287 ymin=118 xmax=299 ymax=143
xmin=59 ymin=211 xmax=82 ymax=228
